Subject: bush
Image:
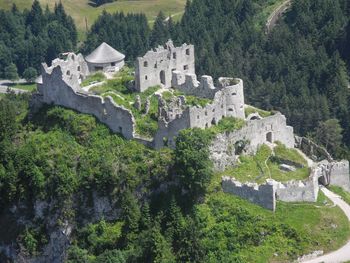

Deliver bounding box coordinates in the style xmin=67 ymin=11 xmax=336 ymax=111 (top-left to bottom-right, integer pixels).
xmin=23 ymin=67 xmax=37 ymax=82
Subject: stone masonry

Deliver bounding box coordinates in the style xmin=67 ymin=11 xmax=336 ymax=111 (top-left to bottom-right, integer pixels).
xmin=135 ymin=40 xmax=195 ymax=92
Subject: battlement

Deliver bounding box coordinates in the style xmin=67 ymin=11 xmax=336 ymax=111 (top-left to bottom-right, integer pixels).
xmin=222 ymin=176 xmax=276 ymax=211
xmin=135 ymin=40 xmax=195 ymax=92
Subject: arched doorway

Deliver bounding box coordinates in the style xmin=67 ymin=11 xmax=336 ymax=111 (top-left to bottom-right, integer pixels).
xmin=266 ymin=132 xmax=273 ymax=143
xmin=160 ymin=70 xmax=166 ymax=85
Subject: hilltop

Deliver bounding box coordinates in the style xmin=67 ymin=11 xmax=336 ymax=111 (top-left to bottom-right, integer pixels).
xmin=0 ymin=0 xmax=186 ymax=33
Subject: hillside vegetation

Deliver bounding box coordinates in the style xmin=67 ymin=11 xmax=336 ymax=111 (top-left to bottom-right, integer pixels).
xmin=0 ymin=94 xmax=349 ymax=262
xmin=0 ymin=0 xmax=186 ymax=32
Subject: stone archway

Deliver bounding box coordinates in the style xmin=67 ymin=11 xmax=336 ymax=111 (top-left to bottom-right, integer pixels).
xmin=160 ymin=70 xmax=166 ymax=85
xmin=266 ymin=132 xmax=273 ymax=143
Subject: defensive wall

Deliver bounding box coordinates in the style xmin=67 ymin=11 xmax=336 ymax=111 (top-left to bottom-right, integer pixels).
xmin=36 ymin=54 xmax=136 ymax=140
xmin=222 ymin=176 xmax=276 ymax=211
xmin=210 ymin=113 xmax=295 ymax=171
xmin=135 ymin=40 xmax=195 ymax=92
xmin=153 ymin=76 xmax=246 ymax=148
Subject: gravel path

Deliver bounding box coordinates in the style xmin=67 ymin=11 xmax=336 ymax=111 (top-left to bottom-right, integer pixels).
xmin=302 ymin=187 xmax=350 ymax=263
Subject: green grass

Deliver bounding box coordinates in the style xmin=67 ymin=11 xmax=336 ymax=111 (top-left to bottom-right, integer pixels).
xmin=162 ymin=90 xmax=212 ymax=108
xmin=12 ymin=83 xmax=37 ymax=92
xmin=0 ymin=93 xmax=5 ymax=100
xmin=208 ymin=117 xmax=245 ymax=135
xmin=1 ymin=0 xmax=186 ymax=36
xmin=198 ymin=188 xmax=350 ymax=262
xmin=245 ymin=105 xmax=273 ymax=118
xmin=329 ymin=186 xmax=350 ymax=205
xmin=81 ymin=72 xmax=106 ymax=87
xmin=274 ymin=141 xmax=308 ymax=167
xmin=220 ymin=144 xmax=310 ymax=184
xmin=90 ymin=68 xmax=160 ymax=138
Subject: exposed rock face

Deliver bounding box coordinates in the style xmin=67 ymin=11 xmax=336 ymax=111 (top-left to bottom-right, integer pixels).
xmin=295 ymin=136 xmax=332 ymax=162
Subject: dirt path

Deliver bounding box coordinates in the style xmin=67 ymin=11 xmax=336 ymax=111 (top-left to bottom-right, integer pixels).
xmin=302 ymin=187 xmax=350 ymax=263
xmin=265 ymin=0 xmax=292 ymax=34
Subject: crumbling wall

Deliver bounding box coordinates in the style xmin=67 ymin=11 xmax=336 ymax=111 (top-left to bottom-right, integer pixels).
xmin=210 ymin=113 xmax=295 ymax=171
xmin=135 ymin=40 xmax=195 ymax=92
xmin=275 ymin=168 xmax=319 ymax=202
xmin=222 ymin=176 xmax=276 ymax=211
xmin=294 ymin=136 xmax=332 ymax=161
xmin=153 ymin=78 xmax=246 ymax=149
xmin=328 ymin=160 xmax=350 ymax=191
xmin=37 ymin=63 xmax=135 ymax=140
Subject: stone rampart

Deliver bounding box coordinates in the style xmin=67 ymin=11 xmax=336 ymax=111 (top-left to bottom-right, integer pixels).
xmin=222 ymin=176 xmax=276 ymax=211
xmin=210 ymin=113 xmax=294 ymax=171
xmin=295 ymin=136 xmax=333 ymax=162
xmin=153 ymin=78 xmax=246 ymax=149
xmin=135 ymin=40 xmax=195 ymax=92
xmin=37 ymin=60 xmax=136 ymax=140
xmin=275 ymin=168 xmax=319 ymax=203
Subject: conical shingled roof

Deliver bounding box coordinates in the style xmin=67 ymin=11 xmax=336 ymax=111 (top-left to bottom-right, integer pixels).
xmin=85 ymin=42 xmax=125 ymax=64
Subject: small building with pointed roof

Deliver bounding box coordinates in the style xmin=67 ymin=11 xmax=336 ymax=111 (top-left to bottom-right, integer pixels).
xmin=85 ymin=42 xmax=125 ymax=73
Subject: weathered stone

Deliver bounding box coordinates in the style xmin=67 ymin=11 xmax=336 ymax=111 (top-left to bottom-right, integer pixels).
xmin=279 ymin=164 xmax=296 ymax=172
xmin=134 ymin=95 xmax=141 ymax=110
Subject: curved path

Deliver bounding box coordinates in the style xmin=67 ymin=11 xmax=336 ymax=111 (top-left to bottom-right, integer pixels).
xmin=303 ymin=187 xmax=350 ymax=263
xmin=265 ymin=0 xmax=292 ymax=34
xmin=0 ymin=80 xmax=30 ymax=94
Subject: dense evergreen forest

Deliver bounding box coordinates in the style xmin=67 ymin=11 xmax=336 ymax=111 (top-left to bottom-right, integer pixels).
xmin=85 ymin=0 xmax=350 ymax=158
xmin=0 ymin=1 xmax=77 ymax=79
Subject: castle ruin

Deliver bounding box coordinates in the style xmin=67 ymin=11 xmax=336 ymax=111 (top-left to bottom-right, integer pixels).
xmin=32 ymin=40 xmax=350 ymax=211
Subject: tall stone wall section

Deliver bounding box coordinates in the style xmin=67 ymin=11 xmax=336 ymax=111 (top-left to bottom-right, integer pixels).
xmin=275 ymin=168 xmax=319 ymax=203
xmin=36 ymin=56 xmax=136 ymax=140
xmin=153 ymin=78 xmax=246 ymax=149
xmin=222 ymin=177 xmax=276 ymax=211
xmin=135 ymin=40 xmax=195 ymax=92
xmin=210 ymin=113 xmax=294 ymax=171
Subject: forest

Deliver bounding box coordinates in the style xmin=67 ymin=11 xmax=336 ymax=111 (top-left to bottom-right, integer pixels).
xmin=84 ymin=0 xmax=350 ymax=158
xmin=1 ymin=0 xmax=350 ymax=262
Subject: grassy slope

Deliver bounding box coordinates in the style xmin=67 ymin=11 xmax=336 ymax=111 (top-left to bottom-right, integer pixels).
xmin=0 ymin=0 xmax=186 ymax=32
xmin=207 ymin=175 xmax=350 ymax=262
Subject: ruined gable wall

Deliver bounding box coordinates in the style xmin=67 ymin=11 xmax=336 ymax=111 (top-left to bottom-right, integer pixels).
xmin=210 ymin=113 xmax=295 ymax=171
xmin=135 ymin=41 xmax=195 ymax=92
xmin=39 ymin=65 xmax=135 ymax=140
xmin=222 ymin=177 xmax=276 ymax=211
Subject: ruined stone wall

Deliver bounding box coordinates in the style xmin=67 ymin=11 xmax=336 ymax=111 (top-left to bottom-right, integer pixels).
xmin=295 ymin=136 xmax=333 ymax=162
xmin=210 ymin=113 xmax=295 ymax=171
xmin=37 ymin=60 xmax=135 ymax=140
xmin=135 ymin=40 xmax=195 ymax=92
xmin=222 ymin=176 xmax=276 ymax=211
xmin=153 ymin=77 xmax=246 ymax=149
xmin=275 ymin=168 xmax=319 ymax=203
xmin=49 ymin=53 xmax=89 ymax=85
xmin=329 ymin=160 xmax=350 ymax=191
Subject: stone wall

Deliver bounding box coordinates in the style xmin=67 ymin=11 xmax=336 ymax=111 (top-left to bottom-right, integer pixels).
xmin=295 ymin=136 xmax=333 ymax=162
xmin=135 ymin=40 xmax=195 ymax=92
xmin=329 ymin=160 xmax=350 ymax=191
xmin=210 ymin=113 xmax=295 ymax=171
xmin=275 ymin=168 xmax=319 ymax=202
xmin=222 ymin=176 xmax=276 ymax=211
xmin=37 ymin=58 xmax=136 ymax=140
xmin=153 ymin=77 xmax=246 ymax=149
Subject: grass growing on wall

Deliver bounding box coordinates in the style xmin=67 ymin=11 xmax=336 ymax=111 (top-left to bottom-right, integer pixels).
xmin=274 ymin=141 xmax=308 ymax=167
xmin=220 ymin=144 xmax=310 ymax=184
xmin=208 ymin=117 xmax=245 ymax=135
xmin=90 ymin=68 xmax=160 ymax=138
xmin=245 ymin=105 xmax=273 ymax=118
xmin=81 ymin=72 xmax=106 ymax=87
xmin=162 ymin=90 xmax=212 ymax=108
